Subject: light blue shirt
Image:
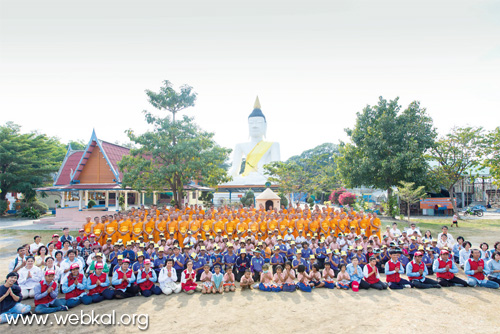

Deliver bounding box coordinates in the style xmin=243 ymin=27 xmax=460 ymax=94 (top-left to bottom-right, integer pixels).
xmin=406 ymin=261 xmax=428 ymax=282
xmin=136 ymin=269 xmax=158 ymax=284
xmin=112 ymin=268 xmax=136 ymax=291
xmin=486 ymin=259 xmax=500 ymax=279
xmin=432 ymin=258 xmax=458 ymax=275
xmin=459 ymin=249 xmax=471 ymax=267
xmin=346 ymin=263 xmax=363 ymax=283
xmin=384 ymin=260 xmax=404 ymax=276
xmin=86 ymin=274 xmax=110 ymax=290
xmin=464 ymin=258 xmax=490 ymax=283
xmin=61 ymin=274 xmax=87 ymax=298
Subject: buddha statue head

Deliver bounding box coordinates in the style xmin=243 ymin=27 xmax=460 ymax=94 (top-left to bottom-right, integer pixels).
xmin=248 ymin=96 xmax=267 ymax=140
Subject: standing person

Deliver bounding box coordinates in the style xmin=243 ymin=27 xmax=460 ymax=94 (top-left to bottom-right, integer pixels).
xmin=433 ymin=250 xmax=468 ymax=287
xmin=451 ymin=213 xmax=458 ymax=228
xmin=17 ymin=256 xmax=42 ymax=299
xmin=112 ymin=259 xmax=139 ymax=299
xmin=0 ymin=272 xmax=32 ymax=324
xmin=406 ymin=252 xmax=441 ymax=289
xmin=159 ymin=259 xmax=182 ymax=295
xmin=464 ymin=249 xmax=499 ymax=289
xmin=33 ymin=270 xmax=69 ymax=314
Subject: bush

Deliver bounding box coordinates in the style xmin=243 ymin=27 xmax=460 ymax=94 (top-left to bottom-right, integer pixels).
xmin=240 ymin=190 xmax=255 ymax=207
xmin=382 ymin=193 xmax=400 ymax=218
xmin=278 ymin=193 xmax=288 ymax=208
xmin=20 ymin=207 xmax=41 ymax=219
xmin=88 ymin=199 xmax=97 ymax=208
xmin=19 ymin=201 xmax=49 ymax=214
xmin=329 ymin=187 xmax=346 ymax=205
xmin=0 ymin=200 xmax=8 ymax=215
xmin=339 ymin=192 xmax=356 ymax=206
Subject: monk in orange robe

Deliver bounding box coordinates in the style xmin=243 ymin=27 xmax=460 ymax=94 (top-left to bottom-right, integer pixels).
xmin=83 ymin=217 xmax=93 ymax=238
xmin=91 ymin=218 xmax=105 ymax=245
xmin=105 ymin=218 xmax=118 ymax=244
xmin=118 ymin=218 xmax=132 ymax=245
xmin=144 ymin=216 xmax=155 ymax=240
xmin=155 ymin=216 xmax=167 ymax=243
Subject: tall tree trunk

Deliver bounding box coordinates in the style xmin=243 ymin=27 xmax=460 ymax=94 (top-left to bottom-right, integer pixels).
xmin=449 ymin=186 xmax=459 ymax=218
xmin=408 ymin=202 xmax=411 ymax=223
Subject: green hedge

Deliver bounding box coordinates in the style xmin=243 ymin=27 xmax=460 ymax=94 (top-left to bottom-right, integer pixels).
xmin=19 ymin=201 xmax=49 ymax=214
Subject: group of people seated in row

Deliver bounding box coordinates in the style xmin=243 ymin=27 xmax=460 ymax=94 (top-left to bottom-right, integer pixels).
xmin=2 ymin=204 xmax=500 ymax=323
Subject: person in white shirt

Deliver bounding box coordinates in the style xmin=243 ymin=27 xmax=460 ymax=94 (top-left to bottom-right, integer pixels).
xmin=437 ymin=226 xmax=455 ymax=246
xmin=389 ymin=223 xmax=401 ymax=239
xmin=42 ymin=256 xmax=63 ymax=283
xmin=459 ymin=241 xmax=472 ymax=268
xmin=8 ymin=247 xmax=26 ymax=273
xmin=86 ymin=250 xmax=107 ymax=266
xmin=159 ymin=259 xmax=181 ymax=295
xmin=182 ymin=232 xmax=196 ymax=248
xmin=295 ymin=232 xmax=306 ymax=249
xmin=407 ymin=223 xmax=422 ymax=237
xmin=29 ymin=236 xmax=44 ymax=254
xmin=17 ymin=256 xmax=42 ymax=298
xmin=60 ymin=250 xmax=85 ymax=278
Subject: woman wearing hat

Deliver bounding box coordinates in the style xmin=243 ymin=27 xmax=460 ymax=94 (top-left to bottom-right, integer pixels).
xmin=235 ymin=249 xmax=251 ymax=281
xmin=34 ymin=270 xmax=68 ymax=314
xmin=137 ymin=259 xmax=162 ymax=297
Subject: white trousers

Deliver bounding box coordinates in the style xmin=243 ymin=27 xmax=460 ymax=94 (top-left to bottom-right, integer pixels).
xmin=161 ymin=282 xmax=181 ymax=295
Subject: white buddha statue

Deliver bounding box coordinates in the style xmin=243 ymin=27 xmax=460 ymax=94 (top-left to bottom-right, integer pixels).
xmin=228 ymin=97 xmax=281 ymax=185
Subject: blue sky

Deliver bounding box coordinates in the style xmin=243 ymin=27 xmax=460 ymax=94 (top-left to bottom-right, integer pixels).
xmin=1 ymin=0 xmax=499 ymax=161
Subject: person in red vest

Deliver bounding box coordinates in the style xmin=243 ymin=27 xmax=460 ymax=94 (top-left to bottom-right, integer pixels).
xmin=86 ymin=262 xmax=115 ymax=302
xmin=136 ymin=259 xmax=162 ymax=297
xmin=33 ymin=270 xmax=69 ymax=314
xmin=111 ymin=259 xmax=139 ymax=299
xmin=464 ymin=249 xmax=499 ymax=289
xmin=405 ymin=252 xmax=441 ymax=289
xmin=432 ymin=250 xmax=468 ymax=287
xmin=384 ymin=250 xmax=412 ymax=289
xmin=362 ymin=256 xmax=387 ymax=290
xmin=61 ymin=263 xmax=92 ymax=308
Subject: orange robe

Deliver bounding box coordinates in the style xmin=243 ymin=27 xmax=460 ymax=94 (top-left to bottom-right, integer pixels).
xmin=105 ymin=220 xmax=118 ymax=244
xmin=155 ymin=220 xmax=167 ymax=243
xmin=118 ymin=220 xmax=132 ymax=245
xmin=92 ymin=223 xmax=105 ymax=245
xmin=132 ymin=221 xmax=144 ymax=242
xmin=84 ymin=222 xmax=94 ymax=237
xmin=144 ymin=219 xmax=155 ymax=240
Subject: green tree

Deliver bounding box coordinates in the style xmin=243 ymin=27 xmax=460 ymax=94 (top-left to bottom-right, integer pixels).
xmin=265 ymin=143 xmax=340 ymax=204
xmin=118 ymin=81 xmax=231 ymax=209
xmin=397 ymin=181 xmax=427 ymax=223
xmin=483 ymin=127 xmax=500 ymax=187
xmin=0 ymin=122 xmax=66 ymax=202
xmin=337 ymin=97 xmax=436 ymax=198
xmin=426 ymin=127 xmax=484 ymax=215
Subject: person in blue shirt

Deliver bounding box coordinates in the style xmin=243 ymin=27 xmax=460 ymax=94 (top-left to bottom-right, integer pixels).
xmin=132 ymin=252 xmax=146 ymax=275
xmin=286 ymin=242 xmax=298 ymax=262
xmin=397 ymin=251 xmax=410 ymax=268
xmin=270 ymin=246 xmax=285 ymax=274
xmin=277 ymin=239 xmax=288 ymax=260
xmin=315 ymin=241 xmax=327 ymax=269
xmin=223 ymin=244 xmax=237 ymax=271
xmin=301 ymin=242 xmax=312 ymax=260
xmin=486 ymin=251 xmax=500 ymax=285
xmin=211 ymin=246 xmax=224 ymax=273
xmin=452 ymin=236 xmax=465 ymax=264
xmin=422 ymin=247 xmax=436 ymax=275
xmin=251 ymin=249 xmax=264 ymax=281
xmin=235 ymin=250 xmax=251 ymax=281
xmin=406 ymin=252 xmax=441 ymax=289
xmin=340 ymin=251 xmax=351 ymax=267
xmin=346 ymin=257 xmax=369 ymax=290
xmin=122 ymin=242 xmax=136 ymax=264
xmin=408 ymin=237 xmax=418 ymax=259
xmin=432 ymin=249 xmax=468 ymax=287
xmin=153 ymin=247 xmax=167 ymax=277
xmin=0 ymin=272 xmax=31 ymax=324
xmin=171 ymin=246 xmax=185 ymax=282
xmin=191 ymin=252 xmax=207 ymax=280
xmin=464 ymin=249 xmax=499 ymax=289
xmin=198 ymin=247 xmax=212 ymax=268
xmin=325 ymin=250 xmax=340 ymax=276
xmin=108 ymin=245 xmax=121 ymax=275
xmin=292 ymin=250 xmax=307 ymax=271
xmin=354 ymin=247 xmax=367 ymax=267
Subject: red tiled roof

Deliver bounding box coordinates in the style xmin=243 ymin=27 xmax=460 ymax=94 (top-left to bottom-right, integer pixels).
xmin=39 ymin=184 xmax=132 ymax=191
xmin=100 ymin=141 xmax=130 ymax=180
xmin=54 ymin=151 xmax=84 ymax=186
